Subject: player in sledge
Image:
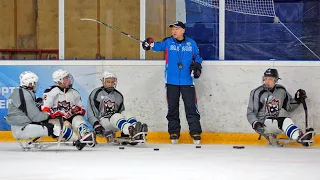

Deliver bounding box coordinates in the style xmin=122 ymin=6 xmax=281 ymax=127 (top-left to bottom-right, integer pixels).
xmin=42 ymin=69 xmax=95 ymax=149
xmin=5 ymin=71 xmax=87 ymax=150
xmin=87 ymin=71 xmax=148 ymax=145
xmin=247 ymin=68 xmax=315 ymax=147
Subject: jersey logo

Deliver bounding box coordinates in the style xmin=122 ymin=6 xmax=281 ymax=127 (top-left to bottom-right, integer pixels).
xmin=101 ymin=99 xmax=115 ymax=118
xmin=55 ymin=100 xmax=71 ymax=111
xmin=170 ymin=45 xmax=192 ymax=52
xmin=266 ymin=97 xmax=280 ymax=117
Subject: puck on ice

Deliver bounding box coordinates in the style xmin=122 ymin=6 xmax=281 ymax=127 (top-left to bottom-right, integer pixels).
xmin=153 ymin=148 xmax=159 ymax=151
xmin=196 ymin=146 xmax=201 ymax=148
xmin=233 ymin=146 xmax=245 ymax=149
xmin=119 ymin=147 xmax=125 ymax=150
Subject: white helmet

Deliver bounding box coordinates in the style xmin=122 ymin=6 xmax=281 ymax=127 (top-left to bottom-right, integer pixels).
xmin=52 ymin=69 xmax=69 ymax=84
xmin=101 ymin=71 xmax=117 ymax=88
xmin=20 ymin=71 xmax=38 ymax=87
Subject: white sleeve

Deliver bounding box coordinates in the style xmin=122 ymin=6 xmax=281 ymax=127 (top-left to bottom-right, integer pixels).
xmin=42 ymin=89 xmax=55 ymax=112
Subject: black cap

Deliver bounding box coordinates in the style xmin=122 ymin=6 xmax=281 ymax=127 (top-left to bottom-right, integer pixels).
xmin=169 ymin=21 xmax=185 ymax=29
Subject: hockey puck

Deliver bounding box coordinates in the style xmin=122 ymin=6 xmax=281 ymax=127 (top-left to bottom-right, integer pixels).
xmin=153 ymin=148 xmax=159 ymax=151
xmin=233 ymin=146 xmax=245 ymax=149
xmin=119 ymin=146 xmax=125 ymax=150
xmin=196 ymin=145 xmax=201 ymax=148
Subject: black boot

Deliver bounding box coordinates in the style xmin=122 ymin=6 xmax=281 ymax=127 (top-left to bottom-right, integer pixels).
xmin=298 ymin=128 xmax=315 ymax=147
xmin=140 ymin=123 xmax=148 ymax=139
xmin=73 ymin=140 xmax=86 ymax=150
xmin=191 ymin=134 xmax=201 ymax=144
xmin=128 ymin=122 xmax=142 ymax=140
xmin=170 ymin=134 xmax=180 ymax=144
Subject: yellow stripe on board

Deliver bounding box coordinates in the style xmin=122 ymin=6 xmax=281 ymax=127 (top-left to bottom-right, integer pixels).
xmin=0 ymin=131 xmax=319 ymax=146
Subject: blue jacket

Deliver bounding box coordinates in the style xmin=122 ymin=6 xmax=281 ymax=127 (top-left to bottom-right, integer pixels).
xmin=152 ymin=36 xmax=203 ymax=85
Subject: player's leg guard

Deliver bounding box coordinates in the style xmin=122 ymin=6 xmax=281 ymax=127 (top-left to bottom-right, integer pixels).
xmin=72 ymin=115 xmax=95 ymax=147
xmin=100 ymin=117 xmax=118 ymax=134
xmin=48 ymin=119 xmax=78 ymax=141
xmin=11 ymin=124 xmax=49 ymax=140
xmin=263 ymin=118 xmax=283 ymax=135
xmin=110 ymin=113 xmax=133 ymax=136
xmin=280 ymin=118 xmax=300 ymax=140
xmin=121 ymin=111 xmax=138 ymax=126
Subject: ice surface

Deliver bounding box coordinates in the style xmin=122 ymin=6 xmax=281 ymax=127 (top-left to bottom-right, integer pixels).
xmin=0 ymin=143 xmax=319 ymax=180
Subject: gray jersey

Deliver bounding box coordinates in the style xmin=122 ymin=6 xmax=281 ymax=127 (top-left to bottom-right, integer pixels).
xmin=247 ymin=84 xmax=300 ymax=125
xmin=5 ymin=88 xmax=49 ymax=126
xmin=87 ymin=87 xmax=125 ymax=125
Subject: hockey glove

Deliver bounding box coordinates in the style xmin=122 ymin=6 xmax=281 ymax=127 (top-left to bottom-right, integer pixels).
xmin=48 ymin=110 xmax=63 ymax=119
xmin=61 ymin=110 xmax=72 ymax=119
xmin=252 ymin=121 xmax=265 ymax=135
xmin=71 ymin=106 xmax=86 ymax=116
xmin=94 ymin=121 xmax=105 ymax=137
xmin=142 ymin=37 xmax=154 ymax=51
xmin=35 ymin=98 xmax=43 ymax=110
xmin=295 ymin=89 xmax=307 ymax=103
xmin=190 ymin=62 xmax=202 ymax=79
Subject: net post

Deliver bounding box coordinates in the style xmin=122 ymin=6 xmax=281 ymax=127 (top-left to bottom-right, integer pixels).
xmin=219 ymin=0 xmax=225 ymax=60
xmin=140 ymin=0 xmax=146 ymax=60
xmin=58 ymin=0 xmax=64 ymax=60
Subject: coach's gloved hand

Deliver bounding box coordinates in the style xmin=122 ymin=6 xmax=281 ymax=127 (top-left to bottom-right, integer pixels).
xmin=252 ymin=121 xmax=265 ymax=135
xmin=94 ymin=121 xmax=105 ymax=137
xmin=295 ymin=89 xmax=307 ymax=103
xmin=190 ymin=62 xmax=202 ymax=79
xmin=142 ymin=37 xmax=154 ymax=51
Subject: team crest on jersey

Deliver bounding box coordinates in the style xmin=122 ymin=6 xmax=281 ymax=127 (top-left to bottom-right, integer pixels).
xmin=57 ymin=100 xmax=71 ymax=111
xmin=187 ymin=42 xmax=191 ymax=46
xmin=266 ymin=97 xmax=280 ymax=117
xmin=101 ymin=99 xmax=116 ymax=118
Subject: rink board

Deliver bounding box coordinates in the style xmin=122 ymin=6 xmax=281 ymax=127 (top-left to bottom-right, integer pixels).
xmin=0 ymin=131 xmax=319 ymax=146
xmin=0 ymin=60 xmax=320 ymax=145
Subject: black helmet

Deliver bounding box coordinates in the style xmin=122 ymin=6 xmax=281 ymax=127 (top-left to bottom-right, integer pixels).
xmin=264 ymin=68 xmax=280 ymax=80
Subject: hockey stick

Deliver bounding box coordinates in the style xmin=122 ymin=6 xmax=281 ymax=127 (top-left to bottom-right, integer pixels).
xmin=80 ymin=18 xmax=143 ymax=43
xmin=28 ymin=137 xmax=40 ymax=145
xmin=301 ymin=98 xmax=308 ymax=130
xmin=56 ymin=116 xmax=64 ymax=151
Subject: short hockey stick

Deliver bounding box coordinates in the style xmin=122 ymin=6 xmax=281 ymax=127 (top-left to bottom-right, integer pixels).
xmin=301 ymin=98 xmax=308 ymax=130
xmin=56 ymin=116 xmax=64 ymax=151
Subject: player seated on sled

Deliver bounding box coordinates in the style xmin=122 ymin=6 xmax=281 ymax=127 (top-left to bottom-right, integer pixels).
xmin=247 ymin=68 xmax=315 ymax=147
xmin=87 ymin=71 xmax=148 ymax=144
xmin=5 ymin=71 xmax=91 ymax=150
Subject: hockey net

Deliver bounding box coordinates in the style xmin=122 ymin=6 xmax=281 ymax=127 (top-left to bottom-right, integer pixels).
xmin=190 ymin=0 xmax=320 ymax=59
xmin=190 ymin=0 xmax=276 ymax=17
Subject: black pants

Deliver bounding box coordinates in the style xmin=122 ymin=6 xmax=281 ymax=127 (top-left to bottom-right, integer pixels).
xmin=166 ymin=84 xmax=202 ymax=136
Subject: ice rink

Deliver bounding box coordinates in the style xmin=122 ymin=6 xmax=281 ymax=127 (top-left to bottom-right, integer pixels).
xmin=0 ymin=142 xmax=319 ymax=180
